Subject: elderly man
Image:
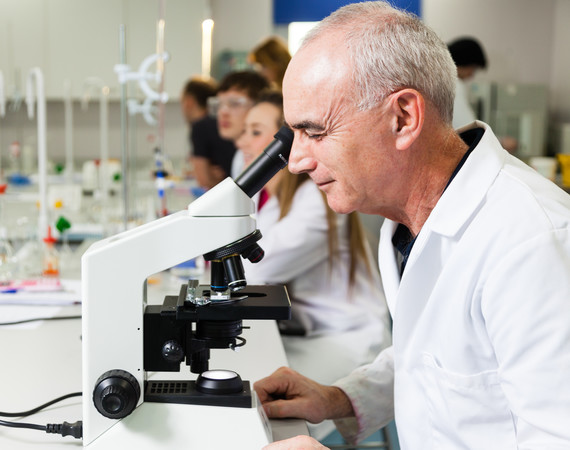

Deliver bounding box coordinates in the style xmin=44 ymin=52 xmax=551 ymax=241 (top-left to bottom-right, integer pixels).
xmin=254 ymin=1 xmax=570 ymax=449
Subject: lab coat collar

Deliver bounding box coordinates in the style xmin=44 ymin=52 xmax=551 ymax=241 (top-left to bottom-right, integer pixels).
xmin=379 ymin=121 xmax=507 ymax=314
xmin=426 ymin=120 xmax=507 ymax=237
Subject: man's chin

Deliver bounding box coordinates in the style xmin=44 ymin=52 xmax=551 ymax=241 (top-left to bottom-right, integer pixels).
xmin=323 ymin=194 xmax=354 ymax=215
xmin=218 ymin=129 xmax=235 ymax=141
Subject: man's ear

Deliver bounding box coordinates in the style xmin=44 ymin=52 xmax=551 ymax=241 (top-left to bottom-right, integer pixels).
xmin=386 ymin=89 xmax=424 ymax=150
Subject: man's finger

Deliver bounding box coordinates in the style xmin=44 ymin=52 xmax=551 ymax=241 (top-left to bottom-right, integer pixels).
xmin=263 ymin=435 xmax=328 ymax=449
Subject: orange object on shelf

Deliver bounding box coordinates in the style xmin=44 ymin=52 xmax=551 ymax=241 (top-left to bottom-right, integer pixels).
xmin=42 ymin=226 xmax=60 ymax=277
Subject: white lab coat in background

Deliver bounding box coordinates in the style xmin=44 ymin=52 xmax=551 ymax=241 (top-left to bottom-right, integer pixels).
xmin=452 ymin=77 xmax=476 ymax=129
xmin=243 ymin=180 xmax=391 ymax=401
xmin=334 ymin=121 xmax=570 ymax=448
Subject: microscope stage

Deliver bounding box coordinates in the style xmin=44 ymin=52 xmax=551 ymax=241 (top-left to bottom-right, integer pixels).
xmin=163 ymin=284 xmax=292 ymax=321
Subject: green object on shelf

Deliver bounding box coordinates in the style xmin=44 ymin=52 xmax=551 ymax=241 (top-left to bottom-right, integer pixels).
xmin=55 ymin=216 xmax=72 ymax=233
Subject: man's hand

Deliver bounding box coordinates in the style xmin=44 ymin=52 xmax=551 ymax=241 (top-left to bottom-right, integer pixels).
xmin=254 ymin=367 xmax=354 ymax=424
xmin=263 ymin=435 xmax=329 ymax=449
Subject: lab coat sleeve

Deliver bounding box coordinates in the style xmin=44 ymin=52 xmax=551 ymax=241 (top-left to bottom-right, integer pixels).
xmin=332 ymin=346 xmax=395 ymax=444
xmin=482 ymin=228 xmax=570 ymax=448
xmin=249 ymin=182 xmax=331 ymax=283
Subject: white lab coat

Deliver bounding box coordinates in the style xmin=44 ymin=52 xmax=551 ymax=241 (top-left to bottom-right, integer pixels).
xmin=334 ymin=121 xmax=570 ymax=449
xmin=452 ymin=77 xmax=476 ymax=129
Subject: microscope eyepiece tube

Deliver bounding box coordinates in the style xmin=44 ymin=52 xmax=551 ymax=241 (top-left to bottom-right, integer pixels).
xmin=235 ymin=126 xmax=294 ymax=198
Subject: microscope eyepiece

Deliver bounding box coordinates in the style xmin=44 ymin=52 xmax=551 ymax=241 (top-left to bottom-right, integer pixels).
xmin=235 ymin=126 xmax=294 ymax=198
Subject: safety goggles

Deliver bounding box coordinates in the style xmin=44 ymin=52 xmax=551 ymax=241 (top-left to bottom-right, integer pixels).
xmin=208 ymin=96 xmax=252 ymax=116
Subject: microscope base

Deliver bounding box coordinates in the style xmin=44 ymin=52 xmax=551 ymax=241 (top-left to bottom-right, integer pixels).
xmin=145 ymin=379 xmax=252 ymax=408
xmin=85 ymin=395 xmax=272 ymax=448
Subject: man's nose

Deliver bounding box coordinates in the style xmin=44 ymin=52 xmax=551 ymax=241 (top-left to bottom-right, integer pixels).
xmin=288 ymin=137 xmax=316 ymax=174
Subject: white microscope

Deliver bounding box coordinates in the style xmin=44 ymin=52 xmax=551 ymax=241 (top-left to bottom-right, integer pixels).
xmin=82 ymin=127 xmax=294 ymax=448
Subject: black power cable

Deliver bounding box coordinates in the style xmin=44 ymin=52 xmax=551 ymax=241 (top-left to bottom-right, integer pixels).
xmin=0 ymin=310 xmax=83 ymax=438
xmin=0 ymin=419 xmax=45 ymax=431
xmin=0 ymin=392 xmax=83 ymax=439
xmin=0 ymin=419 xmax=83 ymax=438
xmin=0 ymin=392 xmax=82 ymax=417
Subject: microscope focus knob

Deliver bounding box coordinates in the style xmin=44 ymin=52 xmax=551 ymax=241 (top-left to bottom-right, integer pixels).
xmin=162 ymin=340 xmax=184 ymax=363
xmin=93 ymin=369 xmax=140 ymax=419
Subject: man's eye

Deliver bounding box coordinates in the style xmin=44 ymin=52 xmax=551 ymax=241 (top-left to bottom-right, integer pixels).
xmin=307 ymin=133 xmax=324 ymax=140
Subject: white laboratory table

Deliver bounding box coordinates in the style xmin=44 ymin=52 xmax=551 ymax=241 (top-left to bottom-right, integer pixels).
xmin=0 ymin=274 xmax=308 ymax=448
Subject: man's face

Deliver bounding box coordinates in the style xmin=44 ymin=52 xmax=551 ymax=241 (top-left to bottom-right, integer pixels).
xmin=180 ymin=94 xmax=195 ymax=123
xmin=457 ymin=65 xmax=479 ymax=81
xmin=214 ymin=88 xmax=253 ymax=142
xmin=283 ymin=36 xmax=394 ymax=216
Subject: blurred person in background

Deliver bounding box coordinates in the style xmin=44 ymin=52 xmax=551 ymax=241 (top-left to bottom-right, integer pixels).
xmin=209 ymin=70 xmax=270 ymax=177
xmin=181 ymin=77 xmax=236 ymax=189
xmin=237 ymin=89 xmax=391 ymax=440
xmin=448 ymin=37 xmax=517 ymax=152
xmin=248 ymin=36 xmax=292 ymax=89
xmin=448 ymin=37 xmax=487 ymax=129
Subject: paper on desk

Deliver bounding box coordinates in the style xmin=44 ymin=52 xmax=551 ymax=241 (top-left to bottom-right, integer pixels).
xmin=0 ymin=279 xmax=81 ymax=306
xmin=0 ymin=305 xmax=67 ymax=329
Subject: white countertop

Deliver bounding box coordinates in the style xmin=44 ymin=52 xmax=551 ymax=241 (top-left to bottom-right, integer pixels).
xmin=0 ymin=274 xmax=308 ymax=448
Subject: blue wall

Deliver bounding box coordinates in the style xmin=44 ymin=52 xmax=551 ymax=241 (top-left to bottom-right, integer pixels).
xmin=273 ymin=0 xmax=421 ymax=24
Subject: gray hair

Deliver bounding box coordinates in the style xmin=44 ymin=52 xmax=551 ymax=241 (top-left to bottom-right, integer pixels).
xmin=300 ymin=1 xmax=456 ymax=123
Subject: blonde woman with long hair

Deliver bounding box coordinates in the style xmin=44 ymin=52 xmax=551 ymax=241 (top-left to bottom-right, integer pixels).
xmin=236 ymin=90 xmax=391 ymax=439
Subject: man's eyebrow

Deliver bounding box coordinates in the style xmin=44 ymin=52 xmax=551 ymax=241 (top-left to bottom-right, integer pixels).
xmin=285 ymin=120 xmax=325 ymax=132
